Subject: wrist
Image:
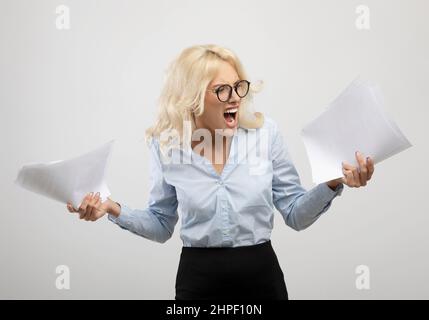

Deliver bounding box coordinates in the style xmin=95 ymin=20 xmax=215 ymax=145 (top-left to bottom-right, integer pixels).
xmin=107 ymin=199 xmax=121 ymax=218
xmin=326 ymin=179 xmax=342 ymax=191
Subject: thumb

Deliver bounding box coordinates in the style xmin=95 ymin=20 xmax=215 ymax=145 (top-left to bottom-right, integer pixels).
xmin=100 ymin=198 xmax=111 ymax=212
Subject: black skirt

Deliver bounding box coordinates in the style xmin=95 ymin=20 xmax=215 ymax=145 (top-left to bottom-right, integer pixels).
xmin=175 ymin=240 xmax=288 ymax=300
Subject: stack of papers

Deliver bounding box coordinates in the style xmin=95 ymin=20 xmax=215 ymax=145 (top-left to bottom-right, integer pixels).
xmin=301 ymin=77 xmax=412 ymax=184
xmin=15 ymin=140 xmax=114 ymax=208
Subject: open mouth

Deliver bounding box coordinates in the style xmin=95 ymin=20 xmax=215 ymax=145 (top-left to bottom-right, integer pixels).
xmin=223 ymin=108 xmax=238 ymax=128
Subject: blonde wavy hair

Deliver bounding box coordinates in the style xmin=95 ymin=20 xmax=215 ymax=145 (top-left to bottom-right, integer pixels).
xmin=145 ymin=44 xmax=264 ymax=148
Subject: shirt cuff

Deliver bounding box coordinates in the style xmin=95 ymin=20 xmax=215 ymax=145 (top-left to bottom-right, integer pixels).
xmin=108 ymin=203 xmax=132 ymax=225
xmin=316 ymin=182 xmax=344 ymax=203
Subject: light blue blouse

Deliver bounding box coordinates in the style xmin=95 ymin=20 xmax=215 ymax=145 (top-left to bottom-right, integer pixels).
xmin=108 ymin=116 xmax=344 ymax=247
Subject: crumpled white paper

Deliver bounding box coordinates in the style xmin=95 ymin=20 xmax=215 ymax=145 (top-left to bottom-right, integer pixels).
xmin=15 ymin=140 xmax=114 ymax=208
xmin=301 ymin=77 xmax=412 ymax=184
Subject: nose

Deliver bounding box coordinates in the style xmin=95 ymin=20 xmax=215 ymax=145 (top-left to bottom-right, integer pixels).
xmin=228 ymin=88 xmax=240 ymax=104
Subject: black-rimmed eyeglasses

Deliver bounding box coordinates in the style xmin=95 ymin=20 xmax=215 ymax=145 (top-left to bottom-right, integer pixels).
xmin=207 ymin=80 xmax=250 ymax=103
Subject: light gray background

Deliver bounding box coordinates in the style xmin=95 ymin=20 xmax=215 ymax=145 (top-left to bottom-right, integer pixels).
xmin=1 ymin=0 xmax=428 ymax=299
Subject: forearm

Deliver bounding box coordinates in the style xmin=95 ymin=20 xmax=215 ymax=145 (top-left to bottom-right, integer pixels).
xmin=278 ymin=183 xmax=343 ymax=231
xmin=109 ymin=205 xmax=177 ymax=243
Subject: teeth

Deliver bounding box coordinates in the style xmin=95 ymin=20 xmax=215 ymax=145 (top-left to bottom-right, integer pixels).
xmin=224 ymin=108 xmax=238 ymax=114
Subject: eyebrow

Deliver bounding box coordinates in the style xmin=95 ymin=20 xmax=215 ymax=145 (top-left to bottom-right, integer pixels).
xmin=212 ymin=79 xmax=241 ymax=88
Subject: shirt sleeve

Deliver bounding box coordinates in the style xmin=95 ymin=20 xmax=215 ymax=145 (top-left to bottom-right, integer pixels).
xmin=271 ymin=121 xmax=344 ymax=231
xmin=107 ymin=138 xmax=179 ymax=243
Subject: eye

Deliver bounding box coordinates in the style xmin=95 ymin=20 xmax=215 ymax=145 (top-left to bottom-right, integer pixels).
xmin=217 ymin=86 xmax=227 ymax=93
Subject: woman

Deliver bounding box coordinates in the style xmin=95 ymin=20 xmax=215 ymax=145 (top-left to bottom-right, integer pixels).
xmin=66 ymin=44 xmax=374 ymax=300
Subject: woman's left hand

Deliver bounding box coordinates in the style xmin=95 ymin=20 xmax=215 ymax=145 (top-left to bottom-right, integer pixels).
xmin=327 ymin=151 xmax=375 ymax=189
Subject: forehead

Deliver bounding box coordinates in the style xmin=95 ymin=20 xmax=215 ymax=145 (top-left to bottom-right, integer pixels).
xmin=211 ymin=61 xmax=240 ymax=84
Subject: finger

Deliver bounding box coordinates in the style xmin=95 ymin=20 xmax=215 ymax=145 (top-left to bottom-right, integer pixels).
xmin=79 ymin=192 xmax=94 ymax=219
xmin=367 ymin=157 xmax=375 ymax=180
xmin=78 ymin=192 xmax=93 ymax=213
xmin=87 ymin=193 xmax=101 ymax=221
xmin=67 ymin=203 xmax=78 ymax=213
xmin=90 ymin=195 xmax=102 ymax=221
xmin=340 ymin=169 xmax=348 ymax=184
xmin=342 ymin=162 xmax=355 ymax=170
xmin=342 ymin=162 xmax=359 ymax=187
xmin=342 ymin=167 xmax=353 ymax=186
xmin=85 ymin=192 xmax=99 ymax=221
xmin=351 ymin=166 xmax=360 ymax=187
xmin=355 ymin=151 xmax=368 ymax=186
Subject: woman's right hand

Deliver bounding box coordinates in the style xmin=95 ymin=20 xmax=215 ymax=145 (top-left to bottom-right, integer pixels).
xmin=66 ymin=192 xmax=111 ymax=222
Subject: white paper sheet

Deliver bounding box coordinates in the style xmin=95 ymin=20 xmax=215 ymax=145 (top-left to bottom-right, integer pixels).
xmin=301 ymin=77 xmax=412 ymax=184
xmin=15 ymin=140 xmax=114 ymax=208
